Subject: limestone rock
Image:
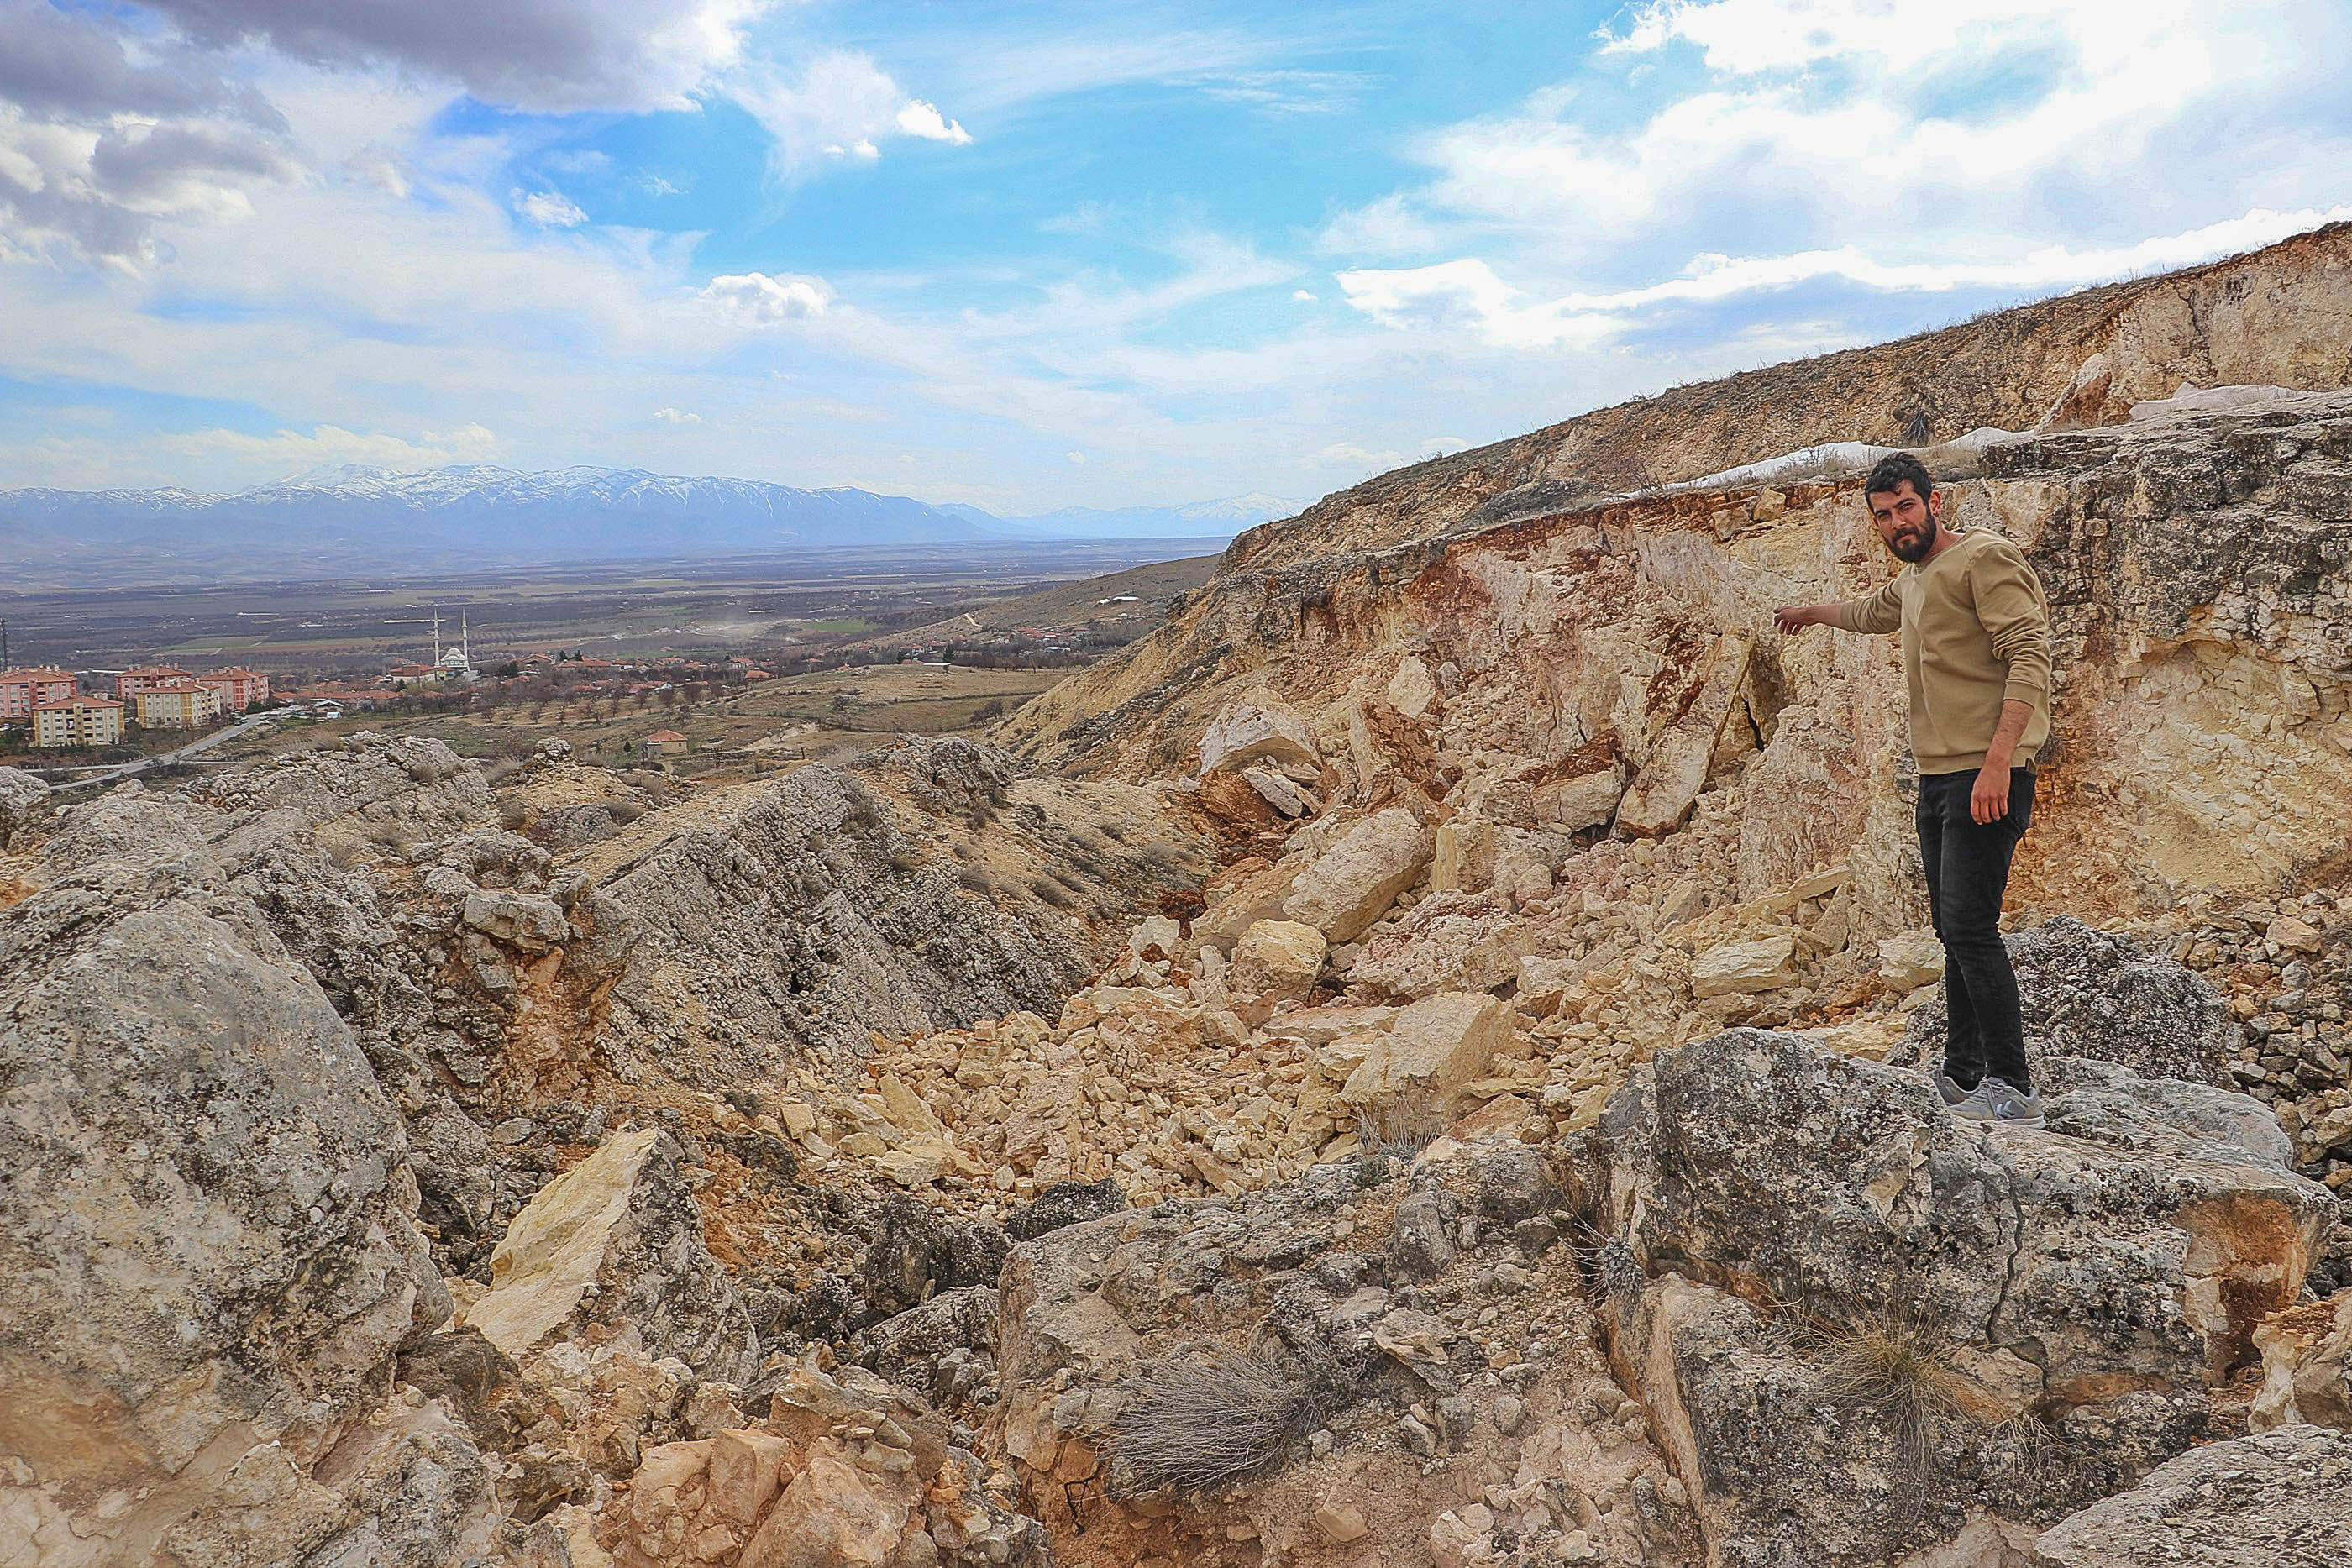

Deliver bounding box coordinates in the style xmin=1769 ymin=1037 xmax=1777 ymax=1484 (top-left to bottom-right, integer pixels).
xmin=465 ymin=1126 xmax=759 ymax=1383
xmin=1338 ymin=991 xmax=1508 ymax=1119
xmin=1347 ymin=890 xmax=1529 ymax=999
xmin=1241 ymin=763 xmax=1320 ymax=817
xmin=1876 ymin=928 xmax=1946 ymax=990
xmin=1386 ymin=655 xmax=1437 ymax=718
xmin=1282 ymin=806 xmax=1434 ymax=942
xmin=1230 ymin=918 xmax=1327 ymax=1003
xmin=0 ymin=847 xmax=449 ymax=1565
xmin=1616 ymin=634 xmax=1751 ymax=837
xmin=2030 ymin=1424 xmax=2352 ymax=1566
xmin=1898 ymin=917 xmax=2236 ymax=1086
xmin=1575 ymin=1029 xmax=2337 ymax=1566
xmin=1690 ymin=932 xmax=1798 ymax=997
xmin=1532 ymin=766 xmax=1624 ymax=832
xmin=462 ymin=886 xmax=570 ymax=952
xmin=2251 ymin=1294 xmax=2352 ymax=1431
xmin=1199 ymin=691 xmax=1319 ymax=774
xmin=2266 ymin=914 xmax=2325 ymax=954
xmin=607 ymin=1362 xmax=1049 ymax=1568
xmin=0 ymin=764 xmax=48 ymax=847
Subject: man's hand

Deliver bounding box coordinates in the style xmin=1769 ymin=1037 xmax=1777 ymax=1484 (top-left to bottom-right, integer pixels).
xmin=1774 ymin=604 xmax=1828 ymax=634
xmin=1970 ymin=763 xmax=2010 ymax=825
xmin=1971 ymin=700 xmax=2035 ymax=823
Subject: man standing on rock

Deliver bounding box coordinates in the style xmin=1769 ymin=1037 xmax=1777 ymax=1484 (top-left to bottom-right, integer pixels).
xmin=1775 ymin=453 xmax=2054 ymax=1129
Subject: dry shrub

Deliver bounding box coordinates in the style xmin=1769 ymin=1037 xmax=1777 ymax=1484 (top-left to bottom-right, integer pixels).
xmin=1803 ymin=1306 xmax=1966 ymax=1471
xmin=1108 ymin=1350 xmax=1339 ymax=1497
xmin=1353 ymin=1088 xmax=1445 ymax=1157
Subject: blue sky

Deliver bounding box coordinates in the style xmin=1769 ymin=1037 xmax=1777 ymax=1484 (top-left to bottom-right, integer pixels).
xmin=2 ymin=0 xmax=2349 ymax=512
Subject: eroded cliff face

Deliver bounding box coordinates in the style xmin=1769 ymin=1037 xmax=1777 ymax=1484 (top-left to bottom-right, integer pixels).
xmin=1005 ymin=389 xmax=2352 ymax=933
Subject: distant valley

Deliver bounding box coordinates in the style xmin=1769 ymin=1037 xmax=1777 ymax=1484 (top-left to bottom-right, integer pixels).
xmin=0 ymin=464 xmax=1300 ymax=587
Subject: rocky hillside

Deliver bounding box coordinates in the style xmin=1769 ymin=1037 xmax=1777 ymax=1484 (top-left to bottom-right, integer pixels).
xmin=6 ymin=227 xmax=2352 ymax=1568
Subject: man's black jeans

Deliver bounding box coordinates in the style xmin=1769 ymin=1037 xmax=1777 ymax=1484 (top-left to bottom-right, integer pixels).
xmin=1916 ymin=767 xmax=2035 ymax=1090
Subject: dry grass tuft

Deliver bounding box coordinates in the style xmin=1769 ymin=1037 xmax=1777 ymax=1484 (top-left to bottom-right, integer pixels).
xmin=1108 ymin=1350 xmax=1339 ymax=1496
xmin=1353 ymin=1089 xmax=1446 ymax=1157
xmin=1803 ymin=1306 xmax=1966 ymax=1470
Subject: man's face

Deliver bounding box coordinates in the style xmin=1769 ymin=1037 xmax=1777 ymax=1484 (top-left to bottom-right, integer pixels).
xmin=1869 ymin=481 xmax=1940 ymax=563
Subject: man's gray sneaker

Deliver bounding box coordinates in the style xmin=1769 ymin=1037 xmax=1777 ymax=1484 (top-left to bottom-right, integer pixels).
xmin=1954 ymin=1076 xmax=2045 ymax=1130
xmin=1929 ymin=1068 xmax=1969 ymax=1107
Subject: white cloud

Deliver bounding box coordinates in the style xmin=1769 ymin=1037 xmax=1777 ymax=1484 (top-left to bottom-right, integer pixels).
xmin=165 ymin=421 xmax=498 ymax=473
xmin=136 ymin=0 xmax=770 ymax=114
xmin=643 ymin=175 xmax=682 ymax=197
xmin=894 ymin=99 xmax=971 ymax=145
xmin=653 ymin=406 xmax=701 ymax=424
xmin=1315 ymin=192 xmax=1443 ymax=258
xmin=1599 ymin=0 xmax=2061 ymax=74
xmin=1065 ymin=450 xmax=1086 ymax=464
xmin=699 ymin=270 xmax=834 ymax=323
xmin=1339 ymin=206 xmax=2352 ymax=349
xmin=513 ymin=189 xmax=587 ymax=228
xmin=732 ymin=51 xmax=973 ymax=178
xmin=1292 ymin=289 xmax=1317 ymax=302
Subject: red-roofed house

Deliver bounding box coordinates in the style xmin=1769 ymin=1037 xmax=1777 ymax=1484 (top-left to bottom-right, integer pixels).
xmin=193 ymin=667 xmax=271 ymax=711
xmin=639 ymin=729 xmax=687 ymax=763
xmin=113 ymin=664 xmax=195 ymax=701
xmin=1 ymin=667 xmax=76 ymax=721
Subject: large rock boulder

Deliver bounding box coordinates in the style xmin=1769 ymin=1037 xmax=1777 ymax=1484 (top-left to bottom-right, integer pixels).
xmin=0 ymin=848 xmax=453 ymax=1565
xmin=2252 ymin=1293 xmax=2352 ymax=1431
xmin=1898 ymin=917 xmax=2237 ymax=1086
xmin=1282 ymin=807 xmax=1434 ymax=942
xmin=2030 ymin=1424 xmax=2352 ymax=1566
xmin=598 ymin=1361 xmax=1052 ymax=1568
xmin=0 ymin=764 xmax=48 ymax=847
xmin=1199 ymin=691 xmax=1320 ymax=774
xmin=1571 ymin=1029 xmax=2335 ymax=1568
xmin=991 ymin=1144 xmax=1697 ymax=1568
xmin=465 ymin=1125 xmax=759 ymax=1384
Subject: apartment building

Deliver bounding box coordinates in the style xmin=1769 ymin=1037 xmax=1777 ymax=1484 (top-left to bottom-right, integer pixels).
xmin=32 ymin=695 xmax=125 ymax=748
xmin=114 ymin=664 xmax=196 ymax=701
xmin=1 ymin=667 xmax=77 ymax=721
xmin=193 ymin=667 xmax=271 ymax=711
xmin=133 ymin=681 xmax=223 ymax=729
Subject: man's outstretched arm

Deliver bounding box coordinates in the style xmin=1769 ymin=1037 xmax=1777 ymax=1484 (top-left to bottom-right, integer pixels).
xmin=1777 ymin=577 xmax=1901 ymax=637
xmin=1773 ymin=603 xmax=1840 ymax=633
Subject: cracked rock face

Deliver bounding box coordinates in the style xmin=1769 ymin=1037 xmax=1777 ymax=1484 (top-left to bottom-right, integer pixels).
xmin=2029 ymin=1423 xmax=2352 ymax=1567
xmin=1572 ymin=1030 xmax=2336 ymax=1567
xmin=1896 ymin=916 xmax=2238 ymax=1087
xmin=0 ymin=843 xmax=451 ymax=1566
xmin=991 ymin=1142 xmax=1698 ymax=1568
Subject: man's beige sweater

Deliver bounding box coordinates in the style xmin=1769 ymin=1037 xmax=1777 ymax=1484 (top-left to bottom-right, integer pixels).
xmin=1832 ymin=528 xmax=2053 ymax=775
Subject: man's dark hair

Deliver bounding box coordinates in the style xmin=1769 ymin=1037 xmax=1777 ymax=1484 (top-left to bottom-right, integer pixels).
xmin=1865 ymin=451 xmax=1935 ymax=502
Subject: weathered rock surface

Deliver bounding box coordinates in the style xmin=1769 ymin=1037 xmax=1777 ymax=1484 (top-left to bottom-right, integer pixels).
xmin=1571 ymin=1029 xmax=2336 ymax=1567
xmin=2030 ymin=1424 xmax=2352 ymax=1567
xmin=992 ymin=1142 xmax=1697 ymax=1567
xmin=0 ymin=842 xmax=451 ymax=1566
xmin=2252 ymin=1293 xmax=2352 ymax=1431
xmin=1898 ymin=916 xmax=2238 ymax=1086
xmin=465 ymin=1125 xmax=759 ymax=1384
xmin=1282 ymin=806 xmax=1434 ymax=941
xmin=1199 ymin=690 xmax=1320 ymax=774
xmin=0 ymin=764 xmax=48 ymax=847
xmin=1229 ymin=917 xmax=1327 ymax=1004
xmin=596 ymin=1361 xmax=1050 ymax=1568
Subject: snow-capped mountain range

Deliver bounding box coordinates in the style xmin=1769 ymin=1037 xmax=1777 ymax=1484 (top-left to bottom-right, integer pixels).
xmin=0 ymin=465 xmax=1303 ymax=585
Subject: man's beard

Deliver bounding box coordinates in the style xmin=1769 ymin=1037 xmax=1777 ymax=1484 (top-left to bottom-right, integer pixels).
xmin=1887 ymin=524 xmax=1934 ymax=563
